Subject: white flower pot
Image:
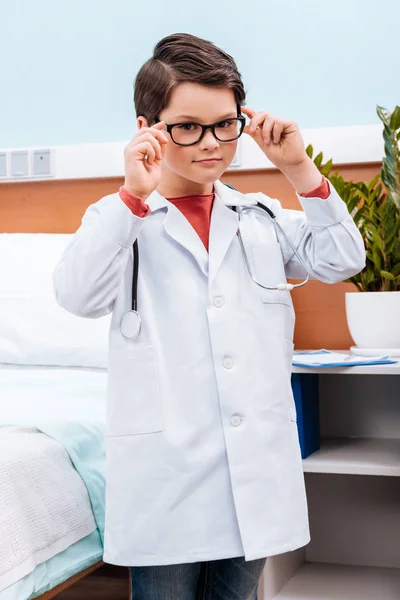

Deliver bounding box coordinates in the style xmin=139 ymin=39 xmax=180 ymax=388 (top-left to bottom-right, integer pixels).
xmin=345 ymin=291 xmax=400 ymax=355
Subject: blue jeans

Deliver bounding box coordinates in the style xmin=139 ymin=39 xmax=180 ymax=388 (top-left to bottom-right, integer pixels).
xmin=130 ymin=556 xmax=266 ymax=600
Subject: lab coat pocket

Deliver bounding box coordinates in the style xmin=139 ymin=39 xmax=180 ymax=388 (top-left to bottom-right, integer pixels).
xmin=260 ymin=285 xmax=294 ymax=341
xmin=260 ymin=291 xmax=292 ymax=307
xmin=107 ymin=345 xmax=163 ymax=437
xmin=249 ymin=241 xmax=287 ymax=292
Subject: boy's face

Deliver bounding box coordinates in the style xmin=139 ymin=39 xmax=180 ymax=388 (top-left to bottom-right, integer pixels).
xmin=139 ymin=83 xmax=239 ymax=187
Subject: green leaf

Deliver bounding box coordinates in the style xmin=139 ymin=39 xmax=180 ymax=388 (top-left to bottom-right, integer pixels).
xmin=321 ymin=159 xmax=333 ymax=177
xmin=377 ymin=105 xmax=391 ymax=126
xmin=310 ymin=126 xmax=400 ymax=292
xmin=392 ymin=263 xmax=400 ymax=277
xmin=381 ymin=270 xmax=395 ymax=280
xmin=389 ymin=106 xmax=400 ymax=131
xmin=314 ymin=152 xmax=323 ymax=168
xmin=372 ymin=246 xmax=382 ymax=273
xmin=372 ymin=231 xmax=383 ymax=251
xmin=305 ymin=144 xmax=314 ymax=159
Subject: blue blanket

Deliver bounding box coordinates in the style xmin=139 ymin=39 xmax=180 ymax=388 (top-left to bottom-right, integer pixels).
xmin=34 ymin=421 xmax=106 ymax=543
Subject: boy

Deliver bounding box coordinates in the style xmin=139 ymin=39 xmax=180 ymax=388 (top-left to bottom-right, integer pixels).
xmin=54 ymin=33 xmax=365 ymax=600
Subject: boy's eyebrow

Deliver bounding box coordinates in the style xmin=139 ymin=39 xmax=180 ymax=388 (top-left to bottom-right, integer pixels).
xmin=172 ymin=112 xmax=239 ymax=122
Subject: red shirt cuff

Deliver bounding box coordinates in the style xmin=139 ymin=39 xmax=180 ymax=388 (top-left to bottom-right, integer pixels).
xmin=299 ymin=177 xmax=330 ymax=200
xmin=119 ymin=186 xmax=151 ymax=218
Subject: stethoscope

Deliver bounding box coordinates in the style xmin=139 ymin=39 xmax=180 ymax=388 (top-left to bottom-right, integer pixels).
xmin=120 ymin=184 xmax=310 ymax=340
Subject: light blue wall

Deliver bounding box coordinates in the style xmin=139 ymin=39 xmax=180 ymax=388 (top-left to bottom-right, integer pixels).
xmin=1 ymin=0 xmax=398 ymax=148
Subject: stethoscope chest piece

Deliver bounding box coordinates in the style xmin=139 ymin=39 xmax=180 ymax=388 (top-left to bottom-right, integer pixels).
xmin=120 ymin=310 xmax=142 ymax=340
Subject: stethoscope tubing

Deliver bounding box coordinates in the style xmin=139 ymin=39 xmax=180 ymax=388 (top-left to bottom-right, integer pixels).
xmin=235 ymin=202 xmax=310 ymax=291
xmin=121 ymin=201 xmax=310 ymax=339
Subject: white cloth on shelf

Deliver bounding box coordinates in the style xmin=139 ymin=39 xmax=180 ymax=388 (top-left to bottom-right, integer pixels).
xmin=293 ymin=349 xmax=397 ymax=368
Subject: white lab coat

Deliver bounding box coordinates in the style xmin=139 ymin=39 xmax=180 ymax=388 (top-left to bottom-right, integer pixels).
xmin=54 ymin=180 xmax=365 ymax=566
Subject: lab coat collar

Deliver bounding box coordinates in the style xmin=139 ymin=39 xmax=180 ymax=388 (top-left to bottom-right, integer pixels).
xmin=145 ymin=181 xmax=256 ymax=281
xmin=208 ymin=181 xmax=257 ymax=285
xmin=145 ymin=180 xmax=256 ymax=213
xmin=147 ymin=189 xmax=209 ymax=277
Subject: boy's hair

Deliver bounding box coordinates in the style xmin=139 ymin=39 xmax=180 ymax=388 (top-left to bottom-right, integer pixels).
xmin=134 ymin=33 xmax=246 ymax=125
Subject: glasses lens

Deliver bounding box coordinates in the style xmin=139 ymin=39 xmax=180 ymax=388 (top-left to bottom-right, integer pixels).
xmin=214 ymin=118 xmax=242 ymax=141
xmin=171 ymin=123 xmax=202 ymax=145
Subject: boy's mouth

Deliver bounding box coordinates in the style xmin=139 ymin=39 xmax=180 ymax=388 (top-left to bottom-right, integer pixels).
xmin=194 ymin=158 xmax=222 ymax=164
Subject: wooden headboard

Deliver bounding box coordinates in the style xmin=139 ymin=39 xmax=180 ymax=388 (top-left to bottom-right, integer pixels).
xmin=0 ymin=163 xmax=380 ymax=349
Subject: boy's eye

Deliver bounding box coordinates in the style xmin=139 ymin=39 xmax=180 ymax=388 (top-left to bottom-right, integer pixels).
xmin=177 ymin=123 xmax=198 ymax=131
xmin=216 ymin=120 xmax=234 ymax=128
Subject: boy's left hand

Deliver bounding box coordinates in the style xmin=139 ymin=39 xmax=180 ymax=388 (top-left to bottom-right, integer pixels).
xmin=241 ymin=106 xmax=307 ymax=173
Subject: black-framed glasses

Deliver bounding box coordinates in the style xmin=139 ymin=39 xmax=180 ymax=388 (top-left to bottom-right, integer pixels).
xmin=155 ymin=116 xmax=246 ymax=146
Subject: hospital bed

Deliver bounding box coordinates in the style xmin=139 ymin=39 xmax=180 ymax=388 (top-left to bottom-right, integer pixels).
xmin=0 ymin=229 xmax=110 ymax=600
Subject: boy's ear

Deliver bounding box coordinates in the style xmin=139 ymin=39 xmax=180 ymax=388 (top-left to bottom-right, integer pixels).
xmin=137 ymin=116 xmax=149 ymax=130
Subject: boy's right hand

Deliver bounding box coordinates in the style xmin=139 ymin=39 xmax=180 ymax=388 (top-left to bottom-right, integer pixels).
xmin=123 ymin=121 xmax=169 ymax=201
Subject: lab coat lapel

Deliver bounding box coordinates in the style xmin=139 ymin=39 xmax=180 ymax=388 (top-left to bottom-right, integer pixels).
xmin=147 ymin=190 xmax=209 ymax=277
xmin=208 ymin=181 xmax=240 ymax=286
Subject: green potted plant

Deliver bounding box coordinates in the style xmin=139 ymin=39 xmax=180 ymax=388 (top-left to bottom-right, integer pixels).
xmin=307 ymin=105 xmax=400 ymax=355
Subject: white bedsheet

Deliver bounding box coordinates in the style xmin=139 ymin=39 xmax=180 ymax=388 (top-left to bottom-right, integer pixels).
xmin=0 ymin=365 xmax=107 ymax=424
xmin=0 ymin=366 xmax=107 ymax=592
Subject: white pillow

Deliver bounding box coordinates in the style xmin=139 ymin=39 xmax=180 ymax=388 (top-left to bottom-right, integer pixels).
xmin=0 ymin=233 xmax=72 ymax=295
xmin=0 ymin=234 xmax=110 ymax=368
xmin=0 ymin=293 xmax=110 ymax=368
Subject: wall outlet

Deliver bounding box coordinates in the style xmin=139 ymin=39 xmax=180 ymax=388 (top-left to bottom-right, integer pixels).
xmin=0 ymin=148 xmax=54 ymax=180
xmin=0 ymin=152 xmax=7 ymax=177
xmin=11 ymin=151 xmax=29 ymax=177
xmin=33 ymin=149 xmax=52 ymax=176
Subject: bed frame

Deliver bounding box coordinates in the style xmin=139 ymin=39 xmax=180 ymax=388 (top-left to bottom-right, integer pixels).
xmin=38 ymin=562 xmax=104 ymax=599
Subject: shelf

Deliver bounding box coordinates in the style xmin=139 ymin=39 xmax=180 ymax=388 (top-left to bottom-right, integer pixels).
xmin=293 ymin=362 xmax=400 ymax=375
xmin=303 ymin=437 xmax=400 ymax=476
xmin=274 ymin=562 xmax=400 ymax=599
xmin=292 ymin=351 xmax=400 ymax=375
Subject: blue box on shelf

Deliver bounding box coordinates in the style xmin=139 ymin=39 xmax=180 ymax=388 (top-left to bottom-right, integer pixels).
xmin=291 ymin=373 xmax=320 ymax=459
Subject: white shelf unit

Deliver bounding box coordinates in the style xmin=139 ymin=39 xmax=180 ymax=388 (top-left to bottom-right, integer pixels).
xmin=274 ymin=563 xmax=400 ymax=599
xmin=258 ymin=362 xmax=400 ymax=600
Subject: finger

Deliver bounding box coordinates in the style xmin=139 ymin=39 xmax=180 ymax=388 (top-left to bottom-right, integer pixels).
xmin=271 ymin=120 xmax=285 ymax=144
xmin=139 ymin=127 xmax=169 ymax=146
xmin=150 ymin=122 xmax=169 ymax=144
xmin=135 ymin=135 xmax=161 ymax=161
xmin=261 ymin=117 xmax=275 ymax=145
xmin=149 ymin=120 xmax=167 ymax=134
xmin=144 ymin=129 xmax=169 ymax=144
xmin=150 ymin=127 xmax=169 ymax=145
xmin=247 ymin=112 xmax=269 ymax=136
xmin=135 ymin=122 xmax=168 ymax=145
xmin=160 ymin=139 xmax=168 ymax=159
xmin=241 ymin=106 xmax=257 ymax=120
xmin=136 ymin=141 xmax=156 ymax=165
xmin=136 ymin=133 xmax=163 ymax=160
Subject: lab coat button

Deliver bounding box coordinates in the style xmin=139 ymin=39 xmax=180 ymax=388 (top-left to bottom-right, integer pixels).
xmin=223 ymin=357 xmax=234 ymax=369
xmin=214 ymin=297 xmax=224 ymax=308
xmin=231 ymin=415 xmax=243 ymax=427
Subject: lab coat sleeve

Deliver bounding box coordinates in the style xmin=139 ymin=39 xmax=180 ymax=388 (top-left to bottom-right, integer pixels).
xmin=260 ymin=181 xmax=366 ymax=283
xmin=54 ymin=193 xmax=146 ymax=318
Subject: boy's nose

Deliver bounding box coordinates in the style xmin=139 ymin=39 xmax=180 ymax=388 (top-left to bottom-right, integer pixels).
xmin=199 ymin=128 xmax=219 ymax=150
